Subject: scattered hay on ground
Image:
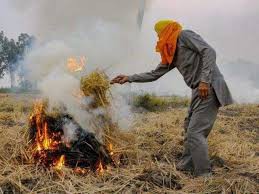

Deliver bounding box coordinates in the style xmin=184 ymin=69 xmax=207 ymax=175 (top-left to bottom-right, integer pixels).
xmin=0 ymin=100 xmax=14 ymax=112
xmin=0 ymin=94 xmax=258 ymax=193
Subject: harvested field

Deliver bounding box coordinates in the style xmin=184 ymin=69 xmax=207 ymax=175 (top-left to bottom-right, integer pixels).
xmin=0 ymin=94 xmax=258 ymax=193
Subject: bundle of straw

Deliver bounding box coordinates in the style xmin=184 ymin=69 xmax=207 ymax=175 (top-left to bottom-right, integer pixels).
xmin=80 ymin=70 xmax=137 ymax=161
xmin=80 ymin=71 xmax=110 ymax=108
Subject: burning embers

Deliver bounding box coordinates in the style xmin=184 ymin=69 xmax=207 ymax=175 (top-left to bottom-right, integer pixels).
xmin=29 ymin=100 xmax=112 ymax=172
xmin=28 ymin=65 xmax=133 ymax=173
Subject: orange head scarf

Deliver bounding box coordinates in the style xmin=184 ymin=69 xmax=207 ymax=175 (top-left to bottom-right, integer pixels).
xmin=155 ymin=20 xmax=182 ymax=65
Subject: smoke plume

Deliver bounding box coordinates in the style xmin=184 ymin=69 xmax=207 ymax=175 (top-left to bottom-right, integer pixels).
xmin=3 ymin=0 xmax=151 ymax=139
xmin=3 ymin=0 xmax=259 ymax=127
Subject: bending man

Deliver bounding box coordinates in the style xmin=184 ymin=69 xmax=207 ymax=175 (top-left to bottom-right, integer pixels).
xmin=111 ymin=20 xmax=233 ymax=177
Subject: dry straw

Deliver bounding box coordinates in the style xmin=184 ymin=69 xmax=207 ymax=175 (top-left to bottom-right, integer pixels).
xmin=80 ymin=70 xmax=137 ymax=162
xmin=0 ymin=86 xmax=258 ymax=193
xmin=80 ymin=70 xmax=110 ymax=108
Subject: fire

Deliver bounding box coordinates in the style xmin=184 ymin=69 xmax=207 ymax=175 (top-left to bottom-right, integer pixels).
xmin=67 ymin=56 xmax=86 ymax=72
xmin=28 ymin=58 xmax=123 ymax=173
xmin=68 ymin=56 xmax=86 ymax=102
xmin=36 ymin=142 xmax=41 ymax=151
xmin=55 ymin=155 xmax=65 ymax=170
xmin=108 ymin=143 xmax=114 ymax=156
xmin=96 ymin=160 xmax=104 ymax=174
xmin=29 ymin=100 xmax=113 ymax=173
xmin=74 ymin=167 xmax=89 ymax=175
xmin=30 ymin=100 xmax=64 ymax=168
xmin=42 ymin=123 xmax=52 ymax=149
xmin=34 ymin=115 xmax=59 ymax=152
xmin=32 ymin=107 xmax=66 ymax=170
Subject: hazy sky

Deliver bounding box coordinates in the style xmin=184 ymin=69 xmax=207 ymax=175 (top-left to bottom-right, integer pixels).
xmin=0 ymin=0 xmax=259 ymax=102
xmin=1 ymin=0 xmax=259 ymax=63
xmin=149 ymin=0 xmax=259 ymax=63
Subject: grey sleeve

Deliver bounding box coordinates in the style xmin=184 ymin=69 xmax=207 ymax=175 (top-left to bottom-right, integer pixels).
xmin=181 ymin=30 xmax=216 ymax=84
xmin=128 ymin=64 xmax=174 ymax=83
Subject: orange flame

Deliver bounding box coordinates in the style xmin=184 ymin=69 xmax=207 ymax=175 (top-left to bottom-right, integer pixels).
xmin=30 ymin=100 xmax=113 ymax=173
xmin=36 ymin=142 xmax=41 ymax=151
xmin=55 ymin=155 xmax=65 ymax=170
xmin=67 ymin=56 xmax=86 ymax=72
xmin=42 ymin=122 xmax=52 ymax=150
xmin=108 ymin=143 xmax=114 ymax=156
xmin=97 ymin=160 xmax=104 ymax=174
xmin=74 ymin=167 xmax=89 ymax=175
xmin=31 ymin=100 xmax=64 ymax=170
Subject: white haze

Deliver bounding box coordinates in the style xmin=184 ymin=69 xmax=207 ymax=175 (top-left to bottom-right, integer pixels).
xmin=0 ymin=1 xmax=258 ymax=135
xmin=11 ymin=0 xmax=149 ymax=138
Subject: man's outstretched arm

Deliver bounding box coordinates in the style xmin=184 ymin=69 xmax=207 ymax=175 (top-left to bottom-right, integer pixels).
xmin=111 ymin=64 xmax=174 ymax=84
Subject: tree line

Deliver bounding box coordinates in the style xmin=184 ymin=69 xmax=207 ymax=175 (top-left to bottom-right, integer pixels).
xmin=0 ymin=31 xmax=35 ymax=89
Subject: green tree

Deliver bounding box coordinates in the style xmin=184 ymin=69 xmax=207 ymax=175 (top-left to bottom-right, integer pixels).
xmin=0 ymin=31 xmax=34 ymax=88
xmin=16 ymin=33 xmax=35 ymax=88
xmin=0 ymin=31 xmax=8 ymax=78
xmin=6 ymin=38 xmax=19 ymax=88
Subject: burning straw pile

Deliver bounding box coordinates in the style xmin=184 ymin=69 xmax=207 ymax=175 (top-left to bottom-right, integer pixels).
xmin=29 ymin=100 xmax=112 ymax=172
xmin=28 ymin=70 xmax=135 ymax=173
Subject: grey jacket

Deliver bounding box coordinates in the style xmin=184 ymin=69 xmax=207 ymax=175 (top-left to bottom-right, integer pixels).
xmin=128 ymin=30 xmax=233 ymax=106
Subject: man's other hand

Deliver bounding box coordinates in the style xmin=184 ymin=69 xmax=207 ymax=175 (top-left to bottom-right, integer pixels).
xmin=110 ymin=75 xmax=129 ymax=85
xmin=198 ymin=82 xmax=209 ymax=100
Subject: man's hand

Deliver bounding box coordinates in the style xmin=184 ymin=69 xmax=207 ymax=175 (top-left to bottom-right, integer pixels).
xmin=198 ymin=82 xmax=210 ymax=100
xmin=110 ymin=75 xmax=129 ymax=85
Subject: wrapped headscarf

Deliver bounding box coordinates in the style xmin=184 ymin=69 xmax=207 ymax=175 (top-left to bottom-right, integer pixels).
xmin=155 ymin=20 xmax=182 ymax=65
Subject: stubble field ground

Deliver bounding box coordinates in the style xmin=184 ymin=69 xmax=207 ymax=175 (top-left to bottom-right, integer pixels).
xmin=0 ymin=93 xmax=258 ymax=193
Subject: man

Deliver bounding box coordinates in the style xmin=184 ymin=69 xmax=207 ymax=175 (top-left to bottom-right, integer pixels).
xmin=111 ymin=20 xmax=233 ymax=177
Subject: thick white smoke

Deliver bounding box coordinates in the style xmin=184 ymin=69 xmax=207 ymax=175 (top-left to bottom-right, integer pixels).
xmin=3 ymin=0 xmax=259 ymax=124
xmin=10 ymin=0 xmax=151 ymax=138
xmin=222 ymin=59 xmax=259 ymax=103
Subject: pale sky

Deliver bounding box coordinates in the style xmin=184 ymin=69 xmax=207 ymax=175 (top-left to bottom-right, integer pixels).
xmin=0 ymin=0 xmax=259 ymax=102
xmin=148 ymin=0 xmax=259 ymax=63
xmin=1 ymin=0 xmax=259 ymax=63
